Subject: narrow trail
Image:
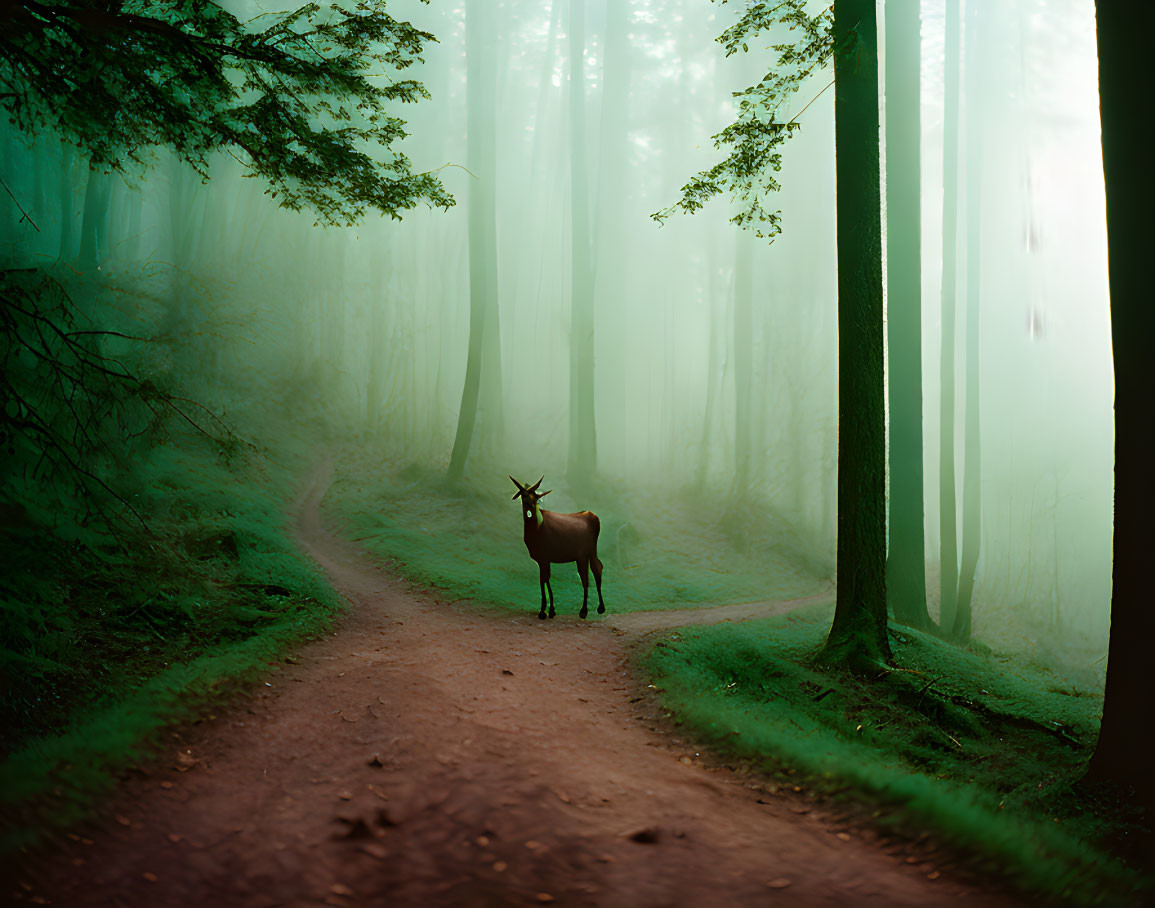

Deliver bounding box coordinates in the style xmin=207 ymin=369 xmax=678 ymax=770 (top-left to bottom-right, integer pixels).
xmin=22 ymin=467 xmax=1023 ymax=908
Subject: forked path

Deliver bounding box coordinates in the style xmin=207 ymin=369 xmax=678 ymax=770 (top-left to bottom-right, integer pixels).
xmin=25 ymin=467 xmax=1023 ymax=908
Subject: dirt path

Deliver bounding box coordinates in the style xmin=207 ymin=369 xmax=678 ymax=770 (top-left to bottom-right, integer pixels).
xmin=19 ymin=467 xmax=1024 ymax=908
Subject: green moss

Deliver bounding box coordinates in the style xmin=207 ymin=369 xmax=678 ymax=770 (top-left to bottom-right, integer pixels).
xmin=640 ymin=607 xmax=1148 ymax=905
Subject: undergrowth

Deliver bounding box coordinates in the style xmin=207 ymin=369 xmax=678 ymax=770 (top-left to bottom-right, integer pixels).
xmin=0 ymin=269 xmax=341 ymax=852
xmin=640 ymin=605 xmax=1149 ymax=905
xmin=328 ymin=452 xmax=830 ymax=617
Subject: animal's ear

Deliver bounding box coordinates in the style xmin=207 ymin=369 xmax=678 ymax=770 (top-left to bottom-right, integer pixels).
xmin=538 ymin=489 xmax=552 ymax=499
xmin=512 ymin=490 xmax=522 ymax=500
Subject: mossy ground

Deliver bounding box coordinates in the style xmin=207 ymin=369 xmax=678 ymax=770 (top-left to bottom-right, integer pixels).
xmin=328 ymin=452 xmax=830 ymax=617
xmin=639 ymin=604 xmax=1150 ymax=905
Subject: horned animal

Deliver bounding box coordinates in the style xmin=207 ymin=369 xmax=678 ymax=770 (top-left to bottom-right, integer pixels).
xmin=509 ymin=475 xmax=606 ymax=620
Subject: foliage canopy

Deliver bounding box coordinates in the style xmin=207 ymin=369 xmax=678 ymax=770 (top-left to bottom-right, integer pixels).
xmin=0 ymin=0 xmax=453 ymax=224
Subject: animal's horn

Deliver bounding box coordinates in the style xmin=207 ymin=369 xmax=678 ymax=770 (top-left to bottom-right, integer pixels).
xmin=528 ymin=475 xmax=544 ymax=493
xmin=510 ymin=475 xmax=527 ymax=499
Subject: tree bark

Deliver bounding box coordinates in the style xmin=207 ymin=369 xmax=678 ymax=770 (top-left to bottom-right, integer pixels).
xmin=820 ymin=0 xmax=890 ymax=670
xmin=1085 ymin=0 xmax=1155 ymax=815
xmin=883 ymin=0 xmax=932 ymax=631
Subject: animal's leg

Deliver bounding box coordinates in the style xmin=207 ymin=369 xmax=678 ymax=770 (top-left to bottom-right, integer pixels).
xmin=538 ymin=562 xmax=550 ymax=620
xmin=592 ymin=554 xmax=605 ymax=614
xmin=546 ymin=577 xmax=556 ymax=619
xmin=577 ymin=558 xmax=590 ymax=619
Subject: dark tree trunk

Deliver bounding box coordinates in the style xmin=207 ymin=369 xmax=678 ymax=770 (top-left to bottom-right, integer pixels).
xmin=448 ymin=4 xmax=502 ymax=483
xmin=567 ymin=0 xmax=597 ymax=485
xmin=820 ymin=0 xmax=890 ymax=670
xmin=1085 ymin=0 xmax=1155 ymax=815
xmin=883 ymin=0 xmax=932 ymax=631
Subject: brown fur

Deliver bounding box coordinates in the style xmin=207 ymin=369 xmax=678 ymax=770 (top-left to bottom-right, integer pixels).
xmin=510 ymin=476 xmax=606 ymax=620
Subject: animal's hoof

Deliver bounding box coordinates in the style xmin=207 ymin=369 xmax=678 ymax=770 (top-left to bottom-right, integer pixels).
xmin=538 ymin=611 xmax=547 ymax=620
xmin=579 ymin=609 xmax=588 ymax=620
xmin=597 ymin=604 xmax=605 ymax=614
xmin=549 ymin=611 xmax=556 ymax=619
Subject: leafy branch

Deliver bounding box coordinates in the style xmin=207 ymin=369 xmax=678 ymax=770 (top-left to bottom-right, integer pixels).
xmin=0 ymin=0 xmax=453 ymax=224
xmin=0 ymin=270 xmax=244 ymax=540
xmin=651 ymin=0 xmax=834 ymax=238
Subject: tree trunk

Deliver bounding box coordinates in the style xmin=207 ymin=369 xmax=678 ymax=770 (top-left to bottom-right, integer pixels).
xmin=77 ymin=164 xmax=110 ymax=271
xmin=57 ymin=142 xmax=77 ymax=262
xmin=953 ymin=0 xmax=984 ymax=642
xmin=1085 ymin=0 xmax=1155 ymax=815
xmin=820 ymin=0 xmax=890 ymax=670
xmin=567 ymin=0 xmax=597 ymax=485
xmin=448 ymin=4 xmax=502 ymax=483
xmin=733 ymin=230 xmax=754 ymax=493
xmin=938 ymin=0 xmax=962 ymax=636
xmin=883 ymin=0 xmax=932 ymax=631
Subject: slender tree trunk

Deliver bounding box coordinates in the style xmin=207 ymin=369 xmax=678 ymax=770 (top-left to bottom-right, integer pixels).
xmin=1085 ymin=0 xmax=1155 ymax=815
xmin=77 ymin=165 xmax=109 ymax=271
xmin=953 ymin=0 xmax=984 ymax=642
xmin=567 ymin=0 xmax=597 ymax=484
xmin=448 ymin=3 xmax=502 ymax=483
xmin=820 ymin=0 xmax=890 ymax=669
xmin=884 ymin=0 xmax=932 ymax=630
xmin=733 ymin=230 xmax=754 ymax=493
xmin=57 ymin=143 xmax=77 ymax=262
xmin=938 ymin=0 xmax=962 ymax=635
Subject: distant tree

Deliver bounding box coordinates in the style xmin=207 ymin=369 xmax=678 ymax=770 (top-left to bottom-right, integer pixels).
xmin=448 ymin=1 xmax=504 ymax=483
xmin=883 ymin=0 xmax=933 ymax=632
xmin=567 ymin=0 xmax=597 ymax=484
xmin=953 ymin=0 xmax=984 ymax=644
xmin=937 ymin=0 xmax=962 ymax=638
xmin=0 ymin=0 xmax=452 ymax=224
xmin=1085 ymin=0 xmax=1155 ymax=813
xmin=655 ymin=0 xmax=890 ymax=670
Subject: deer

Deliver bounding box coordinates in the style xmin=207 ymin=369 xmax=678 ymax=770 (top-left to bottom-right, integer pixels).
xmin=509 ymin=475 xmax=606 ymax=620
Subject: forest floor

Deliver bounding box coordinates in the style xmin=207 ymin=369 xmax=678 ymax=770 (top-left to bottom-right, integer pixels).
xmin=12 ymin=463 xmax=1028 ymax=908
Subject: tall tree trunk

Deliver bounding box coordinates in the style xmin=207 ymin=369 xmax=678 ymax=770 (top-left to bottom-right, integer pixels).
xmin=732 ymin=230 xmax=754 ymax=493
xmin=77 ymin=165 xmax=109 ymax=271
xmin=1085 ymin=0 xmax=1155 ymax=815
xmin=57 ymin=143 xmax=77 ymax=262
xmin=567 ymin=0 xmax=597 ymax=485
xmin=820 ymin=0 xmax=890 ymax=670
xmin=448 ymin=4 xmax=502 ymax=483
xmin=953 ymin=0 xmax=984 ymax=642
xmin=884 ymin=0 xmax=932 ymax=630
xmin=938 ymin=0 xmax=962 ymax=636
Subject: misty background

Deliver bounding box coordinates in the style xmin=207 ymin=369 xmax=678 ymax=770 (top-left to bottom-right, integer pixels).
xmin=0 ymin=0 xmax=1112 ymax=680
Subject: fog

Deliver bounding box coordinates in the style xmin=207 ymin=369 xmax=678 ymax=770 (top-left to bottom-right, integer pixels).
xmin=0 ymin=0 xmax=1112 ymax=679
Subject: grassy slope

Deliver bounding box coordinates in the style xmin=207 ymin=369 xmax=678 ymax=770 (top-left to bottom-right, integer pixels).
xmin=328 ymin=454 xmax=830 ymax=617
xmin=640 ymin=605 xmax=1148 ymax=905
xmin=0 ymin=439 xmax=341 ymax=851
